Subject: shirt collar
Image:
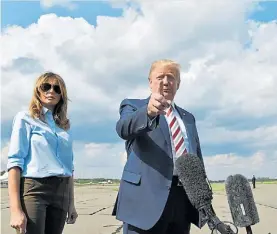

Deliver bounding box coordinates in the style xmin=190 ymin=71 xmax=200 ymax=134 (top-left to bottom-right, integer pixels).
xmin=42 ymin=106 xmax=51 ymax=115
xmin=171 ymin=100 xmax=176 ymax=109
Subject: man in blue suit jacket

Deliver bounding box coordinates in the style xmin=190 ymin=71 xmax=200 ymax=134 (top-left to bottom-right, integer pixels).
xmin=114 ymin=59 xmax=204 ymax=234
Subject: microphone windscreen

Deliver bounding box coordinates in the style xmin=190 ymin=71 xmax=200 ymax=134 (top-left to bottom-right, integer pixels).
xmin=225 ymin=174 xmax=260 ymax=227
xmin=175 ymin=153 xmax=213 ymax=209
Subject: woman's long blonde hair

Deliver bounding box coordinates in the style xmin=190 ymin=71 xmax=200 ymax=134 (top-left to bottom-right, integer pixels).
xmin=29 ymin=72 xmax=70 ymax=130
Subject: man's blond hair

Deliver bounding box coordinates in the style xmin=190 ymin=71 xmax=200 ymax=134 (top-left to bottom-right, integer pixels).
xmin=148 ymin=59 xmax=181 ymax=81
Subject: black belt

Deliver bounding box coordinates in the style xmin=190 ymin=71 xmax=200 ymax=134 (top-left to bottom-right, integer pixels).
xmin=23 ymin=176 xmax=69 ymax=183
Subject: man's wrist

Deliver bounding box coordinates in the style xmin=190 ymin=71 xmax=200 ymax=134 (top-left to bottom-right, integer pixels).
xmin=147 ymin=115 xmax=158 ymax=129
xmin=147 ymin=114 xmax=156 ymax=120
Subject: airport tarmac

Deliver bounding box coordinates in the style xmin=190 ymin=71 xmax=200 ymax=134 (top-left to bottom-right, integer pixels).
xmin=1 ymin=184 xmax=276 ymax=234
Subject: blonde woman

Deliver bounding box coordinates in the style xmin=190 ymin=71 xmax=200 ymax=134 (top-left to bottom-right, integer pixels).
xmin=7 ymin=72 xmax=78 ymax=234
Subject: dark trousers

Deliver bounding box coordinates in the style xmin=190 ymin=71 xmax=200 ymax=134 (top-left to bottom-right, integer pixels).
xmin=19 ymin=176 xmax=70 ymax=234
xmin=123 ymin=176 xmax=194 ymax=234
xmin=253 ymin=182 xmax=256 ymax=189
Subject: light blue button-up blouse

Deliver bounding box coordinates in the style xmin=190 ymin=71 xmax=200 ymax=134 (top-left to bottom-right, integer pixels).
xmin=7 ymin=107 xmax=74 ymax=178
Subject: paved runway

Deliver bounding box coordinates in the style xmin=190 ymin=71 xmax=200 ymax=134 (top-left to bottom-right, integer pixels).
xmin=1 ymin=184 xmax=276 ymax=234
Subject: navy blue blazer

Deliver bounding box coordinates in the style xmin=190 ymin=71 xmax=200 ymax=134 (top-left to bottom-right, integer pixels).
xmin=114 ymin=97 xmax=204 ymax=230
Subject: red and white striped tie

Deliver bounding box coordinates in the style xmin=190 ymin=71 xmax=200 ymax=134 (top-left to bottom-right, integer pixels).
xmin=166 ymin=105 xmax=187 ymax=157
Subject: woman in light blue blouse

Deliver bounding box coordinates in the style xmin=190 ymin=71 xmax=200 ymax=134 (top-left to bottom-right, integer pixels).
xmin=7 ymin=72 xmax=78 ymax=234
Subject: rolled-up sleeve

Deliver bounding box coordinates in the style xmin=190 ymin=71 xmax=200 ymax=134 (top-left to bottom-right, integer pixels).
xmin=7 ymin=112 xmax=31 ymax=171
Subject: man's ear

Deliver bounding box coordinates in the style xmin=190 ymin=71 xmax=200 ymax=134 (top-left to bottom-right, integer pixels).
xmin=177 ymin=79 xmax=181 ymax=89
xmin=148 ymin=77 xmax=153 ymax=90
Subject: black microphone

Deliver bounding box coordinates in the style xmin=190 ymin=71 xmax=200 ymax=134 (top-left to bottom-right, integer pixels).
xmin=225 ymin=174 xmax=260 ymax=234
xmin=175 ymin=153 xmax=237 ymax=234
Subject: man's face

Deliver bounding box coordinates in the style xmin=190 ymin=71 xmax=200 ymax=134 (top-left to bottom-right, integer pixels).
xmin=149 ymin=64 xmax=180 ymax=101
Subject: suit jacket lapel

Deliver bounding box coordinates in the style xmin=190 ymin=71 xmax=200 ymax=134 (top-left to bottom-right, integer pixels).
xmin=175 ymin=105 xmax=186 ymax=122
xmin=175 ymin=105 xmax=192 ymax=146
xmin=159 ymin=115 xmax=172 ymax=150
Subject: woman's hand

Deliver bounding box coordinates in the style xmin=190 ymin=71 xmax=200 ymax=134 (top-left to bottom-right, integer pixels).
xmin=8 ymin=168 xmax=27 ymax=234
xmin=66 ymin=203 xmax=78 ymax=224
xmin=10 ymin=209 xmax=27 ymax=234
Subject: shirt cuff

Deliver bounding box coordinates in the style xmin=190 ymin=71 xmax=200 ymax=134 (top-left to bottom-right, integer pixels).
xmin=147 ymin=116 xmax=158 ymax=130
xmin=7 ymin=158 xmax=24 ymax=172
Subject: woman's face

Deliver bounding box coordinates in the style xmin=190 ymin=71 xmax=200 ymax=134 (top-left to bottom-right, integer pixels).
xmin=39 ymin=77 xmax=62 ymax=110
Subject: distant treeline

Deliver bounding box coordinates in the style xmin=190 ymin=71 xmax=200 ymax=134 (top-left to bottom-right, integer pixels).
xmin=75 ymin=177 xmax=277 ymax=184
xmin=74 ymin=178 xmax=121 ymax=184
xmin=211 ymin=177 xmax=277 ymax=183
xmin=1 ymin=170 xmax=275 ymax=183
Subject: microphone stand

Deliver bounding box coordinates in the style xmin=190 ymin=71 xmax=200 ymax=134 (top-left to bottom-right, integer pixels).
xmin=198 ymin=205 xmax=237 ymax=234
xmin=246 ymin=226 xmax=253 ymax=234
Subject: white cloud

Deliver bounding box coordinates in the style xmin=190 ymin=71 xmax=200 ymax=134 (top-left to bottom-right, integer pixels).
xmin=2 ymin=140 xmax=277 ymax=179
xmin=204 ymin=151 xmax=277 ymax=180
xmin=72 ymin=142 xmax=277 ymax=179
xmin=1 ymin=0 xmax=277 ymax=178
xmin=0 ymin=140 xmax=126 ymax=178
xmin=72 ymin=141 xmax=126 ymax=178
xmin=40 ymin=0 xmax=76 ymax=9
xmin=175 ymin=22 xmax=277 ymax=119
xmin=197 ymin=124 xmax=277 ymax=149
xmin=1 ymin=3 xmax=276 ymax=125
xmin=1 ymin=143 xmax=10 ymax=171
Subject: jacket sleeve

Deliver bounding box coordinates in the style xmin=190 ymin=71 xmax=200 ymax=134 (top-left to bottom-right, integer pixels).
xmin=116 ymin=99 xmax=159 ymax=140
xmin=192 ymin=115 xmax=204 ymax=165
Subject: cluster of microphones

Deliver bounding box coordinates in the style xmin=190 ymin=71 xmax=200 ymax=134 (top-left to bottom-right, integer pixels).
xmin=175 ymin=153 xmax=268 ymax=234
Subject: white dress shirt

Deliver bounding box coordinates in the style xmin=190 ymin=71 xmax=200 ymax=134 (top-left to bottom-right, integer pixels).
xmin=164 ymin=102 xmax=190 ymax=175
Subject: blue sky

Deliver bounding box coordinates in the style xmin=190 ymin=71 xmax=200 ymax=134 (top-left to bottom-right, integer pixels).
xmin=1 ymin=1 xmax=123 ymax=144
xmin=2 ymin=1 xmax=276 ymax=29
xmin=249 ymin=1 xmax=277 ymax=22
xmin=2 ymin=1 xmax=123 ymax=28
xmin=1 ymin=0 xmax=277 ymax=179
